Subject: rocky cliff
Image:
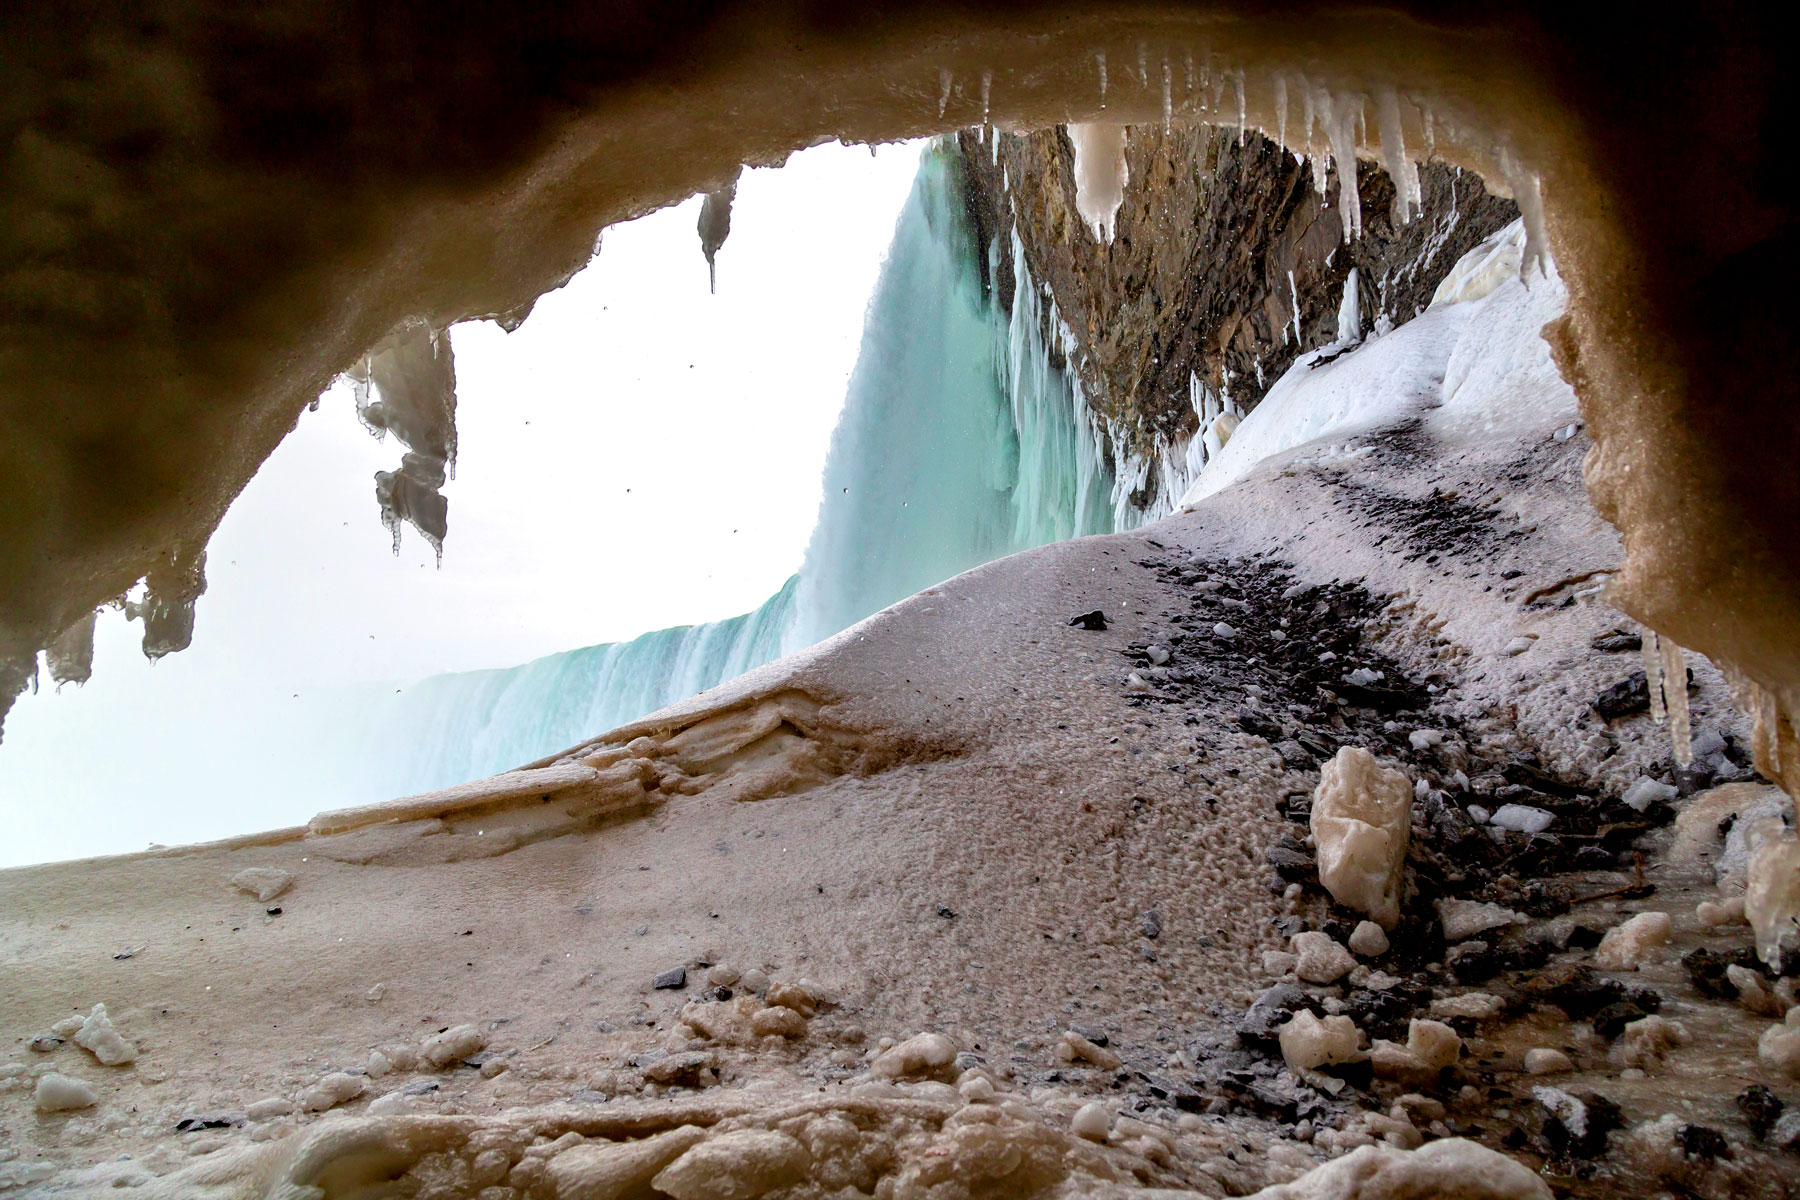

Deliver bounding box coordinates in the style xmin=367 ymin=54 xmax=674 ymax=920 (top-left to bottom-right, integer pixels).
xmin=956 ymin=125 xmax=1518 ymax=511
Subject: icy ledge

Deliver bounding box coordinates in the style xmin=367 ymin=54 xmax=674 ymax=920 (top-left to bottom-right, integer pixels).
xmin=1178 ymin=219 xmax=1574 ymax=509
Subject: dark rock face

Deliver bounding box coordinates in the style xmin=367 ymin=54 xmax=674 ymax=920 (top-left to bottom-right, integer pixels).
xmin=956 ymin=124 xmax=1518 ymax=511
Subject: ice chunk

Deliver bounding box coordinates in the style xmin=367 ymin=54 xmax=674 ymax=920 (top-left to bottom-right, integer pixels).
xmin=1071 ymin=1101 xmax=1112 ymax=1140
xmin=420 ymin=1023 xmax=486 ymax=1068
xmin=1292 ymin=931 xmax=1357 ymax=983
xmin=1621 ymin=777 xmax=1678 ymax=812
xmin=72 ymin=1003 xmax=137 ymax=1066
xmin=1524 ymin=1048 xmax=1573 ymax=1075
xmin=1095 ymin=49 xmax=1107 ymax=104
xmin=1593 ymin=911 xmax=1672 ymax=969
xmin=1278 ymin=1010 xmax=1360 ymax=1072
xmin=1274 ymin=74 xmax=1289 ymax=150
xmin=1243 ymin=1138 xmax=1551 ymax=1200
xmin=871 ymin=1032 xmax=956 ymax=1078
xmin=1747 ymin=832 xmax=1800 ymax=968
xmin=1489 ymin=804 xmax=1552 ymax=833
xmin=696 ymin=167 xmax=742 ymax=295
xmin=1758 ymin=1008 xmax=1800 ymax=1077
xmin=229 ymin=866 xmax=293 ymax=902
xmin=299 ymin=1071 xmax=366 ymax=1112
xmin=1311 ymin=747 xmax=1413 ymax=928
xmin=653 ymin=1129 xmax=810 ymax=1200
xmin=1067 ymin=123 xmax=1129 ymax=243
xmin=1610 ymin=1015 xmax=1688 ymax=1069
xmin=547 ymin=1126 xmax=708 ymax=1199
xmin=35 ymin=1072 xmax=98 ymax=1112
xmin=936 ymin=67 xmax=952 ymax=118
xmin=1348 ymin=920 xmax=1389 ymax=957
xmin=1437 ymin=899 xmax=1524 ymax=942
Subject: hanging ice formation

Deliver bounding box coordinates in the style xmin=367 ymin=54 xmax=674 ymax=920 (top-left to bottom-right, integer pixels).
xmin=359 ymin=140 xmax=1142 ymax=797
xmin=1067 ymin=122 xmax=1129 ymax=243
xmin=697 ymin=167 xmax=742 ymax=294
xmin=1643 ymin=629 xmax=1694 ymax=767
xmin=347 ymin=320 xmax=459 ymax=558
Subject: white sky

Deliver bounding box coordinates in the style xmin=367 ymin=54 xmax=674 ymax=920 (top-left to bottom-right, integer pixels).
xmin=0 ymin=139 xmax=925 ymax=867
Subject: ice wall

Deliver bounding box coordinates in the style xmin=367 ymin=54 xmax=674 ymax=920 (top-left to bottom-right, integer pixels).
xmin=358 ymin=142 xmax=1139 ymax=797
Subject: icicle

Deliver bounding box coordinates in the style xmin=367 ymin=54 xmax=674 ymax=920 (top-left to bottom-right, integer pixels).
xmin=937 ymin=68 xmax=953 ymax=118
xmin=980 ymin=70 xmax=992 ymax=124
xmin=1096 ymin=50 xmax=1107 ymax=106
xmin=1287 ymin=269 xmax=1302 ymax=344
xmin=1137 ymin=42 xmax=1149 ymax=88
xmin=1420 ymin=103 xmax=1436 ymax=160
xmin=1162 ymin=60 xmax=1173 ymax=132
xmin=1375 ymin=88 xmax=1422 ymax=225
xmin=697 ymin=168 xmax=741 ymax=294
xmin=1184 ymin=52 xmax=1195 ymax=94
xmin=1234 ymin=71 xmax=1247 ymax=146
xmin=1068 ymin=123 xmax=1129 ymax=243
xmin=1498 ymin=146 xmax=1549 ymax=283
xmin=1643 ymin=631 xmax=1667 ymax=725
xmin=993 ymin=133 xmax=1000 ymax=165
xmin=1319 ymin=89 xmax=1362 ymax=240
xmin=1274 ymin=75 xmax=1289 ymax=152
xmin=1661 ymin=636 xmax=1693 ymax=766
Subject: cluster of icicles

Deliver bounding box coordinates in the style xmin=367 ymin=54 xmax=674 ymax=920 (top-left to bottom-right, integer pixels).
xmin=930 ymin=47 xmax=1548 ymax=290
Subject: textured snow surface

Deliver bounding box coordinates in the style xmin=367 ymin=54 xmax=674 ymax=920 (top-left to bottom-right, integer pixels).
xmin=1179 ymin=219 xmax=1574 ymax=508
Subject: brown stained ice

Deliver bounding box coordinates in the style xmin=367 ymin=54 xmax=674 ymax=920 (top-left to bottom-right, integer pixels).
xmin=697 ymin=167 xmax=743 ymax=295
xmin=347 ymin=321 xmax=459 ymax=558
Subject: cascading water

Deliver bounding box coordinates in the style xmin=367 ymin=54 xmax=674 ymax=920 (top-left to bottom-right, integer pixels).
xmin=358 ymin=140 xmax=1145 ymax=798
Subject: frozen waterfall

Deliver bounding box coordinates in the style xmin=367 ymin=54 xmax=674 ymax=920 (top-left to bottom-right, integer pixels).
xmin=356 ymin=141 xmax=1138 ymax=799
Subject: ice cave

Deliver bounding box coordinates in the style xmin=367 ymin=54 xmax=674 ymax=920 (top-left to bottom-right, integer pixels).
xmin=0 ymin=3 xmax=1795 ymax=1197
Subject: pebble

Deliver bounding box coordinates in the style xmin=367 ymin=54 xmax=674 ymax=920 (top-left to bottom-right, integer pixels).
xmin=1348 ymin=921 xmax=1390 ymax=957
xmin=1071 ymin=1102 xmax=1112 ymax=1140
xmin=1291 ymin=931 xmax=1357 ymax=984
xmin=1524 ymin=1048 xmax=1573 ymax=1075
xmin=653 ymin=966 xmax=688 ymax=990
xmin=35 ymin=1072 xmax=98 ymax=1112
xmin=705 ymin=963 xmax=741 ymax=988
xmin=1489 ymin=805 xmax=1553 ymax=834
xmin=739 ymin=969 xmax=771 ymax=995
xmin=1213 ymin=622 xmax=1238 ymax=640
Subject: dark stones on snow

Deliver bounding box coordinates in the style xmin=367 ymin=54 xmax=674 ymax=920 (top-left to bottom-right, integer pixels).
xmin=652 ymin=966 xmax=687 ymax=990
xmin=1068 ymin=610 xmax=1109 ymax=631
xmin=1591 ymin=668 xmax=1695 ymax=720
xmin=1739 ymin=1085 xmax=1786 ymax=1139
xmin=1591 ymin=628 xmax=1643 ymax=652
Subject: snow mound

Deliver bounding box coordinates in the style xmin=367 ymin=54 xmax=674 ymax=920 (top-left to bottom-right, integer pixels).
xmin=1178 ymin=218 xmax=1576 ymax=508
